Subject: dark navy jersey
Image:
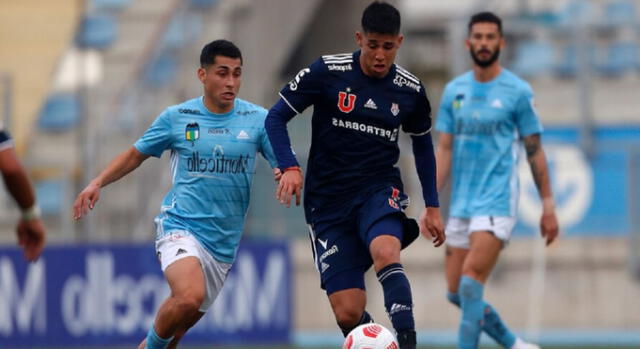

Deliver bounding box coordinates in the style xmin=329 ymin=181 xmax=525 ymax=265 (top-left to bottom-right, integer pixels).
xmin=279 ymin=50 xmax=432 ymax=209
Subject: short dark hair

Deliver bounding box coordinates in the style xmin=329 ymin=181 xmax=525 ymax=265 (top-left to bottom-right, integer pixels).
xmin=361 ymin=1 xmax=401 ymax=35
xmin=200 ymin=39 xmax=242 ymax=67
xmin=468 ymin=12 xmax=502 ymax=35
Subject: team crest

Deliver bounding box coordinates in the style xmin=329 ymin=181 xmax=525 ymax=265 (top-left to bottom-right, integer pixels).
xmin=388 ymin=187 xmax=400 ymax=209
xmin=391 ymin=103 xmax=400 ymax=116
xmin=185 ymin=122 xmax=200 ymax=145
xmin=453 ymin=94 xmax=465 ymax=110
xmin=337 ymin=88 xmax=356 ymax=113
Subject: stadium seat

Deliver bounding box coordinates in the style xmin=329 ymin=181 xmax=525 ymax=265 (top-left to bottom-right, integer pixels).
xmin=552 ymin=0 xmax=594 ymax=30
xmin=163 ymin=14 xmax=203 ymax=50
xmin=189 ymin=0 xmax=218 ymax=10
xmin=35 ymin=179 xmax=66 ymax=216
xmin=603 ymin=0 xmax=636 ymax=27
xmin=75 ymin=14 xmax=118 ymax=50
xmin=554 ymin=44 xmax=598 ymax=78
xmin=143 ymin=52 xmax=177 ymax=87
xmin=92 ymin=0 xmax=132 ymax=12
xmin=37 ymin=93 xmax=81 ymax=132
xmin=511 ymin=41 xmax=555 ymax=77
xmin=597 ymin=42 xmax=638 ymax=77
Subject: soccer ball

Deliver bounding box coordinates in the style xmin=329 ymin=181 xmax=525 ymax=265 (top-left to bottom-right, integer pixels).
xmin=343 ymin=323 xmax=399 ymax=349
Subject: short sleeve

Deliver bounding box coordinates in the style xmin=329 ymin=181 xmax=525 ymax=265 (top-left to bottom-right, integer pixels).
xmin=278 ymin=58 xmax=326 ymax=114
xmin=515 ymin=85 xmax=543 ymax=137
xmin=401 ymin=84 xmax=432 ymax=135
xmin=435 ymin=84 xmax=455 ymax=134
xmin=134 ymin=109 xmax=173 ymax=158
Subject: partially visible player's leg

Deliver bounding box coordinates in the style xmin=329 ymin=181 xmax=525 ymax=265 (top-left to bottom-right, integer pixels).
xmin=368 ymin=216 xmax=416 ymax=349
xmin=328 ymin=286 xmax=371 ymax=335
xmin=167 ymin=311 xmax=205 ymax=349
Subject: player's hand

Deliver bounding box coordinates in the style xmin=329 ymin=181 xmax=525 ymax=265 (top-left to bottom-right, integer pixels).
xmin=273 ymin=168 xmax=282 ymax=182
xmin=73 ymin=181 xmax=101 ymax=220
xmin=276 ymin=168 xmax=303 ymax=208
xmin=16 ymin=218 xmax=46 ymax=261
xmin=419 ymin=206 xmax=445 ymax=247
xmin=540 ymin=208 xmax=559 ymax=246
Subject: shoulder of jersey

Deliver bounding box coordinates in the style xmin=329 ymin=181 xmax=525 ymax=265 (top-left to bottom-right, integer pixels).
xmin=168 ymin=97 xmax=205 ymax=117
xmin=499 ymin=69 xmax=532 ymax=93
xmin=235 ymin=98 xmax=268 ymax=118
xmin=320 ymin=52 xmax=354 ymax=72
xmin=393 ymin=64 xmax=425 ymax=93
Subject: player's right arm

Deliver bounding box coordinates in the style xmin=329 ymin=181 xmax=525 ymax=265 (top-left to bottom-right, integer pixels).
xmin=73 ymin=147 xmax=149 ymax=220
xmin=74 ymin=109 xmax=172 ymax=219
xmin=265 ymin=59 xmax=325 ymax=207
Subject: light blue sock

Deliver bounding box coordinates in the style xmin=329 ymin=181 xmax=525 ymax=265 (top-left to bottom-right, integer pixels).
xmin=458 ymin=276 xmax=484 ymax=349
xmin=145 ymin=325 xmax=173 ymax=349
xmin=448 ymin=292 xmax=516 ymax=348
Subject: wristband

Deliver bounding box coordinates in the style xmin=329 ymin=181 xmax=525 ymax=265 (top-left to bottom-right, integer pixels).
xmin=21 ymin=205 xmax=42 ymax=221
xmin=283 ymin=166 xmax=302 ymax=173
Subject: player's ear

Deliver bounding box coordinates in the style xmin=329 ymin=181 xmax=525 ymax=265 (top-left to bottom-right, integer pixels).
xmin=464 ymin=38 xmax=471 ymax=51
xmin=197 ymin=67 xmax=206 ymax=83
xmin=397 ymin=34 xmax=404 ymax=47
xmin=355 ymin=31 xmax=363 ymax=47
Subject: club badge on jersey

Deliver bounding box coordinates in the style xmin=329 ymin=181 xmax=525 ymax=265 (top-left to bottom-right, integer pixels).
xmin=185 ymin=122 xmax=200 ymax=146
xmin=337 ymin=88 xmax=356 ymax=113
xmin=390 ymin=103 xmax=400 ymax=116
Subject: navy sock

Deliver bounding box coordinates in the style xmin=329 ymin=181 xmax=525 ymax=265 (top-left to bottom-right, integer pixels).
xmin=340 ymin=311 xmax=373 ymax=337
xmin=447 ymin=291 xmax=516 ymax=348
xmin=376 ymin=263 xmax=415 ymax=333
xmin=145 ymin=325 xmax=173 ymax=349
xmin=459 ymin=276 xmax=484 ymax=349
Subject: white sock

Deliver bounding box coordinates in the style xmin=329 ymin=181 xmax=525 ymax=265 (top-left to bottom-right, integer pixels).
xmin=510 ymin=338 xmax=526 ymax=349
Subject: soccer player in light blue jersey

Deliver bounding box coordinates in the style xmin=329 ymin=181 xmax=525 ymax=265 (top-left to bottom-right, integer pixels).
xmin=73 ymin=40 xmax=279 ymax=349
xmin=435 ymin=12 xmax=559 ymax=349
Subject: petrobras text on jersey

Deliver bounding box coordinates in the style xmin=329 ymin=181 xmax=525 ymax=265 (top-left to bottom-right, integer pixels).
xmin=393 ymin=74 xmax=421 ymax=92
xmin=187 ymin=151 xmax=251 ymax=174
xmin=332 ymin=117 xmax=399 ymax=142
xmin=0 ymin=242 xmax=291 ymax=347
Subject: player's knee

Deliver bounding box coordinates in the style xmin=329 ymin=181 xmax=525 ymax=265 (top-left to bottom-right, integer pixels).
xmin=371 ymin=245 xmax=400 ymax=269
xmin=173 ymin=295 xmax=203 ymax=316
xmin=462 ymin=265 xmax=486 ymax=282
xmin=334 ymin=306 xmax=364 ymax=330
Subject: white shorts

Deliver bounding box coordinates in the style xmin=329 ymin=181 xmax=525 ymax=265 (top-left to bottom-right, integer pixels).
xmin=155 ymin=231 xmax=232 ymax=312
xmin=445 ymin=216 xmax=517 ymax=249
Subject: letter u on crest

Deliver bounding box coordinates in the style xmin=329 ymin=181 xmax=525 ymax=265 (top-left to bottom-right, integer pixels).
xmin=337 ymin=92 xmax=356 ymax=113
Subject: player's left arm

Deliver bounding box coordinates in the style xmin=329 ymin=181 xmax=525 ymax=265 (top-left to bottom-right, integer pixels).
xmin=259 ymin=124 xmax=282 ymax=182
xmin=517 ymin=84 xmax=558 ymax=246
xmin=404 ymin=85 xmax=445 ymax=247
xmin=523 ymin=133 xmax=558 ymax=246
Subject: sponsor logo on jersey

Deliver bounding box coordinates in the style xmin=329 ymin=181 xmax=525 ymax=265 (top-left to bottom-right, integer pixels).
xmin=185 ymin=122 xmax=200 ymax=144
xmin=208 ymin=128 xmax=231 ymax=136
xmin=327 ymin=63 xmax=352 ymax=71
xmin=391 ymin=103 xmax=400 ymax=116
xmin=179 ymin=108 xmax=204 ymax=115
xmin=337 ymin=89 xmax=357 ymax=113
xmin=319 ymin=245 xmax=338 ymax=263
xmin=491 ymin=98 xmax=503 ymax=109
xmin=332 ymin=118 xmax=398 ymax=142
xmin=237 ymin=130 xmax=250 ymax=139
xmin=289 ymin=68 xmax=310 ymax=91
xmin=187 ymin=151 xmax=251 ymax=174
xmin=393 ymin=74 xmax=421 ymax=92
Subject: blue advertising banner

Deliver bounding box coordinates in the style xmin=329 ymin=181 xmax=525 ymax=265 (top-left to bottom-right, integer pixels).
xmin=0 ymin=239 xmax=291 ymax=347
xmin=515 ymin=126 xmax=640 ymax=236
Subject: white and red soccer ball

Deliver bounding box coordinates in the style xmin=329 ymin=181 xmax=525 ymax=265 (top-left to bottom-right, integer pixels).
xmin=343 ymin=323 xmax=399 ymax=349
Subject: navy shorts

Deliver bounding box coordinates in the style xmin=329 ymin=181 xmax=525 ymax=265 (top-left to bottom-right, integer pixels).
xmin=306 ymin=186 xmax=419 ymax=294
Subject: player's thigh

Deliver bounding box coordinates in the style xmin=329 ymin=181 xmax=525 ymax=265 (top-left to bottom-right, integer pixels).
xmin=444 ymin=245 xmax=468 ymax=293
xmin=156 ymin=231 xmax=206 ymax=300
xmin=462 ymin=231 xmax=503 ymax=283
xmin=367 ymin=215 xmax=403 ymax=271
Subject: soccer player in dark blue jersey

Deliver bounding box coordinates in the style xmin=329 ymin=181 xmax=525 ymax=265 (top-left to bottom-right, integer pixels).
xmin=265 ymin=2 xmax=445 ymax=348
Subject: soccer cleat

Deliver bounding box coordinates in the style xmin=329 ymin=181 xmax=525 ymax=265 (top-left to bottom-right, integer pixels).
xmin=512 ymin=338 xmax=540 ymax=349
xmin=396 ymin=329 xmax=416 ymax=349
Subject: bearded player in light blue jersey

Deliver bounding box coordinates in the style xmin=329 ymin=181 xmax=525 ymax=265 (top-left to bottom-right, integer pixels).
xmin=73 ymin=40 xmax=279 ymax=349
xmin=435 ymin=12 xmax=559 ymax=349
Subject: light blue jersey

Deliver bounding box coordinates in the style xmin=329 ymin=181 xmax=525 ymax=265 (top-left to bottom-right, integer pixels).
xmin=435 ymin=69 xmax=543 ymax=217
xmin=134 ymin=97 xmax=278 ymax=263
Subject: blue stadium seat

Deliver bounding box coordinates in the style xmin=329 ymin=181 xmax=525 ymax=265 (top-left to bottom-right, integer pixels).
xmin=189 ymin=0 xmax=218 ymax=9
xmin=75 ymin=14 xmax=117 ymax=50
xmin=92 ymin=0 xmax=132 ymax=12
xmin=597 ymin=42 xmax=638 ymax=76
xmin=554 ymin=44 xmax=597 ymax=78
xmin=552 ymin=1 xmax=594 ymax=30
xmin=143 ymin=52 xmax=177 ymax=87
xmin=511 ymin=41 xmax=555 ymax=77
xmin=603 ymin=0 xmax=636 ymax=27
xmin=38 ymin=93 xmax=81 ymax=132
xmin=163 ymin=14 xmax=203 ymax=50
xmin=35 ymin=179 xmax=65 ymax=216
